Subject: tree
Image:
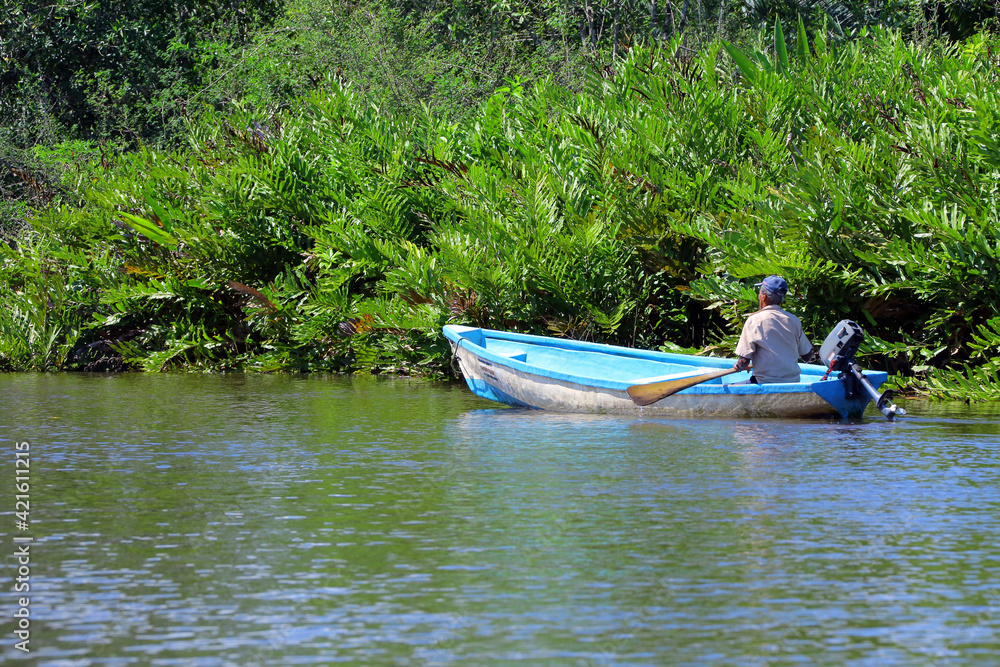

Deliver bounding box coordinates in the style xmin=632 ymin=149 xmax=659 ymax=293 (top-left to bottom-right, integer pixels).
xmin=0 ymin=0 xmax=283 ymax=146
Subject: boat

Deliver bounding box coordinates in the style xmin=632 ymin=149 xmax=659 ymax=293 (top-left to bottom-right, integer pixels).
xmin=443 ymin=324 xmax=900 ymax=420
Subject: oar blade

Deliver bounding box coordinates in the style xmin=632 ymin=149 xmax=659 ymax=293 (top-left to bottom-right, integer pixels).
xmin=627 ymin=368 xmax=738 ymax=406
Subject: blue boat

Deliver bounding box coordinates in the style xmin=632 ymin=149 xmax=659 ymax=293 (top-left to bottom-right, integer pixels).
xmin=443 ymin=324 xmax=900 ymax=419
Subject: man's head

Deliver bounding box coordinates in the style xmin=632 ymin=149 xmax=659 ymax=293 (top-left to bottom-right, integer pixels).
xmin=755 ymin=275 xmax=788 ymax=305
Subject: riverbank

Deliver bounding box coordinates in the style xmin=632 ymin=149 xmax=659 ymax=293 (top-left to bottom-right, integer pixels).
xmin=2 ymin=27 xmax=1000 ymax=400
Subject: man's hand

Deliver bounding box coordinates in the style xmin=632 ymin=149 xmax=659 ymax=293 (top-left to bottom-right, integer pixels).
xmin=732 ymin=356 xmax=751 ymax=372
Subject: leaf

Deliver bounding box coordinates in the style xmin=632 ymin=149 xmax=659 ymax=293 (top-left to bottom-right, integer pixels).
xmin=774 ymin=17 xmax=789 ymax=76
xmin=118 ymin=212 xmax=178 ymax=248
xmin=143 ymin=193 xmax=174 ymax=233
xmin=722 ymin=42 xmax=759 ymax=85
xmin=796 ymin=15 xmax=809 ymax=63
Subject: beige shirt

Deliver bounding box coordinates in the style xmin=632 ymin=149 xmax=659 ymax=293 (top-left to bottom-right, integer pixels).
xmin=735 ymin=305 xmax=812 ymax=383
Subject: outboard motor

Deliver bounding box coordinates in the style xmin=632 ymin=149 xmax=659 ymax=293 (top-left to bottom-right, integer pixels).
xmin=819 ymin=320 xmax=905 ymax=421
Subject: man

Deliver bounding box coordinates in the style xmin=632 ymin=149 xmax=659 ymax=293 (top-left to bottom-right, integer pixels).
xmin=732 ymin=275 xmax=814 ymax=384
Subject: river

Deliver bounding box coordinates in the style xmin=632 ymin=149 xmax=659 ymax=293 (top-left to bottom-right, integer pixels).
xmin=2 ymin=373 xmax=1000 ymax=665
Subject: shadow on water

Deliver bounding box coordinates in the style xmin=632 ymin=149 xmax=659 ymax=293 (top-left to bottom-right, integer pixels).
xmin=1 ymin=375 xmax=999 ymax=665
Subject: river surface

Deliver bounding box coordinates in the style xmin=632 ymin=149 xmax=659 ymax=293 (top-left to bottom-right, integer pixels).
xmin=2 ymin=373 xmax=1000 ymax=666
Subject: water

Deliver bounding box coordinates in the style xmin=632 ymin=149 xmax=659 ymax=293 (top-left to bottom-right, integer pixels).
xmin=2 ymin=373 xmax=1000 ymax=665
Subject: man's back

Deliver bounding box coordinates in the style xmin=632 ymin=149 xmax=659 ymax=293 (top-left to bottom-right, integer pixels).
xmin=735 ymin=305 xmax=812 ymax=383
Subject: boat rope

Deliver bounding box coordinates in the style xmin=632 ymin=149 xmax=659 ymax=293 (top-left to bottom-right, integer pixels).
xmin=449 ymin=341 xmax=463 ymax=377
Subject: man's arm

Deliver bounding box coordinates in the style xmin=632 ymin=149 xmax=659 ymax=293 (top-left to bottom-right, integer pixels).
xmin=733 ymin=318 xmax=755 ymax=372
xmin=797 ymin=325 xmax=815 ymax=363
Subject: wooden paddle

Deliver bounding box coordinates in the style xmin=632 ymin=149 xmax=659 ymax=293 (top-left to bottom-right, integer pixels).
xmin=627 ymin=367 xmax=741 ymax=406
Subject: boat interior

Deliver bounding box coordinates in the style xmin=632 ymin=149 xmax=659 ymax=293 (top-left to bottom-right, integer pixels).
xmin=481 ymin=337 xmax=739 ymax=385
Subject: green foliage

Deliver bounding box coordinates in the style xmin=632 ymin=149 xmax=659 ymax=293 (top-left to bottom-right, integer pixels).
xmin=0 ymin=0 xmax=284 ymax=146
xmin=922 ymin=316 xmax=1000 ymax=401
xmin=4 ymin=18 xmax=1000 ymax=400
xmin=0 ymin=0 xmax=942 ymax=150
xmin=0 ymin=232 xmax=89 ymax=371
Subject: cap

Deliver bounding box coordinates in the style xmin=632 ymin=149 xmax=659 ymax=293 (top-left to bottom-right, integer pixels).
xmin=754 ymin=275 xmax=788 ymax=296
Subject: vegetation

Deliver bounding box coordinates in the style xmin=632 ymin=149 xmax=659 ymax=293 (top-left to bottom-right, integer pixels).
xmin=3 ymin=1 xmax=1000 ymax=399
xmin=5 ymin=1 xmax=991 ymax=147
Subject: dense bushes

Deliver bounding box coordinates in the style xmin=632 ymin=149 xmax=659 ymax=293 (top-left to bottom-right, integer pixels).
xmin=8 ymin=0 xmax=985 ymax=151
xmin=0 ymin=0 xmax=284 ymax=146
xmin=3 ymin=25 xmax=1000 ymax=400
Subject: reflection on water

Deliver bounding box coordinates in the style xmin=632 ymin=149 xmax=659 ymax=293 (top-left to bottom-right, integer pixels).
xmin=1 ymin=375 xmax=999 ymax=665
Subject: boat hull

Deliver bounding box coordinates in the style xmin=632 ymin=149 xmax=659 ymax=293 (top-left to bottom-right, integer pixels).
xmin=444 ymin=325 xmax=883 ymax=420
